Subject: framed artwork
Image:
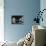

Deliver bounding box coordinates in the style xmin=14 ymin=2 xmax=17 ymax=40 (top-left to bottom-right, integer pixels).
xmin=11 ymin=15 xmax=24 ymax=24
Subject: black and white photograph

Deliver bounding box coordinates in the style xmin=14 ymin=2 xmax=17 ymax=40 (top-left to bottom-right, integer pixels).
xmin=11 ymin=16 xmax=24 ymax=24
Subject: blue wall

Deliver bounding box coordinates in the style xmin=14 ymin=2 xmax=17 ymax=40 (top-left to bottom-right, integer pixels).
xmin=4 ymin=0 xmax=40 ymax=42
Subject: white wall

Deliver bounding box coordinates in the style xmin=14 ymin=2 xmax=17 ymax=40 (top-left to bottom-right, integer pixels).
xmin=0 ymin=0 xmax=4 ymax=42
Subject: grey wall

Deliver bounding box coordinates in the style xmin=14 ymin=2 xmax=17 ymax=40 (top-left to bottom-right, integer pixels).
xmin=4 ymin=0 xmax=40 ymax=42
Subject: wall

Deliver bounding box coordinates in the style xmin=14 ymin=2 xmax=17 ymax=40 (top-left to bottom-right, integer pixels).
xmin=4 ymin=0 xmax=40 ymax=42
xmin=0 ymin=0 xmax=4 ymax=42
xmin=40 ymin=0 xmax=46 ymax=26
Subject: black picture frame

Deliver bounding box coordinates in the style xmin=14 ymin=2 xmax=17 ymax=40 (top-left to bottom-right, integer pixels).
xmin=11 ymin=15 xmax=24 ymax=24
